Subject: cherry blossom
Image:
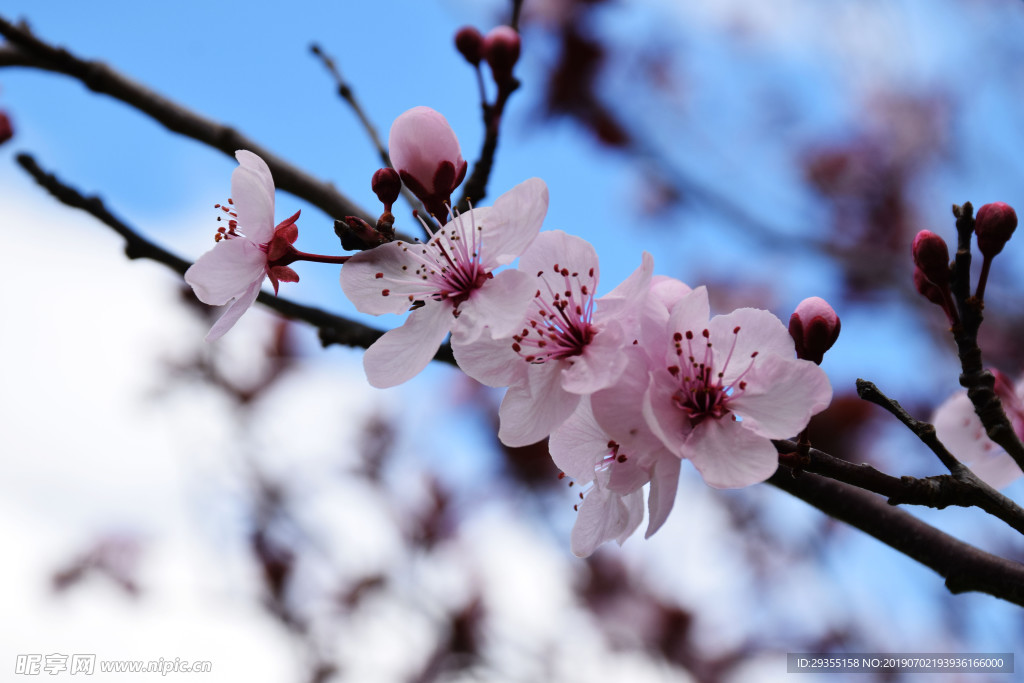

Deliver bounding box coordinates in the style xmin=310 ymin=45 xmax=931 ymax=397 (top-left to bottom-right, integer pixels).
xmin=454 ymin=230 xmax=653 ymax=446
xmin=185 ymin=150 xmax=301 ymax=341
xmin=549 ymin=399 xmax=679 ymax=557
xmin=388 ymin=106 xmax=467 ymax=221
xmin=933 ymin=370 xmax=1024 ymax=489
xmin=593 ymin=286 xmax=833 ymax=489
xmin=340 ymin=178 xmax=548 ymax=388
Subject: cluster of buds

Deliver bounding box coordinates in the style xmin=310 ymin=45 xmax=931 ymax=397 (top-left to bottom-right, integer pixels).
xmin=455 ymin=25 xmax=521 ymax=95
xmin=911 ymin=201 xmax=1017 ymax=326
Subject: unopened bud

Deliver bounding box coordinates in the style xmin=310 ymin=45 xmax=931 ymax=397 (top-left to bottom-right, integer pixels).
xmin=388 ymin=106 xmax=467 ymax=221
xmin=455 ymin=26 xmax=484 ymax=66
xmin=912 ymin=230 xmax=950 ymax=287
xmin=975 ymin=201 xmax=1017 ymax=258
xmin=483 ymin=26 xmax=521 ymax=84
xmin=789 ymin=297 xmax=841 ymax=364
xmin=0 ymin=111 xmax=12 ymax=145
xmin=372 ymin=167 xmax=401 ymax=209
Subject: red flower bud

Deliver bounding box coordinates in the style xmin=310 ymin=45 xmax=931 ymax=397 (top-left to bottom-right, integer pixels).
xmin=483 ymin=26 xmax=521 ymax=84
xmin=975 ymin=201 xmax=1017 ymax=258
xmin=789 ymin=297 xmax=841 ymax=365
xmin=911 ymin=230 xmax=950 ymax=287
xmin=455 ymin=26 xmax=484 ymax=67
xmin=0 ymin=111 xmax=12 ymax=145
xmin=372 ymin=167 xmax=401 ymax=208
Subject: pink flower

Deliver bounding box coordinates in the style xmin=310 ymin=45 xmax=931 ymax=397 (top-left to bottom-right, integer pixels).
xmin=340 ymin=178 xmax=548 ymax=388
xmin=388 ymin=106 xmax=468 ymax=221
xmin=453 ymin=230 xmax=653 ymax=446
xmin=933 ymin=370 xmax=1024 ymax=488
xmin=185 ymin=151 xmax=300 ymax=341
xmin=593 ymin=286 xmax=833 ymax=489
xmin=549 ymin=399 xmax=679 ymax=557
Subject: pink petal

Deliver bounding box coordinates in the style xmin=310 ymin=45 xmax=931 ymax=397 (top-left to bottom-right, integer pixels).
xmin=518 ymin=229 xmax=599 ymax=289
xmin=451 ymin=329 xmax=523 ymax=388
xmin=185 ymin=238 xmax=267 ymax=306
xmin=728 ymin=356 xmax=832 ymax=438
xmin=340 ymin=242 xmax=429 ymax=316
xmin=933 ymin=391 xmax=1023 ymax=489
xmin=453 ymin=268 xmax=534 ymax=343
xmin=685 ymin=417 xmax=779 ymax=488
xmin=498 ymin=365 xmax=581 ymax=447
xmin=362 ymin=304 xmax=453 ymax=388
xmin=707 ymin=308 xmax=796 ymax=384
xmin=476 ymin=178 xmax=548 ymax=266
xmin=570 ymin=488 xmax=643 ymax=558
xmin=549 ymin=399 xmax=609 ymax=483
xmin=560 ymin=323 xmax=628 ymax=394
xmin=591 ymin=349 xmax=666 ymax=454
xmin=232 ymin=151 xmax=276 ymax=243
xmin=645 ymin=452 xmax=680 ymax=538
xmin=205 ymin=278 xmax=262 ymax=342
xmin=596 ymin=251 xmax=654 ymax=324
xmin=388 ymin=107 xmax=464 ymax=194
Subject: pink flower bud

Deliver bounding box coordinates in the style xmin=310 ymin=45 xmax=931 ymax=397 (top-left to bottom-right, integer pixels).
xmin=0 ymin=111 xmax=12 ymax=145
xmin=913 ymin=266 xmax=945 ymax=307
xmin=789 ymin=297 xmax=841 ymax=364
xmin=975 ymin=202 xmax=1017 ymax=258
xmin=372 ymin=167 xmax=401 ymax=208
xmin=388 ymin=106 xmax=468 ymax=221
xmin=483 ymin=26 xmax=521 ymax=83
xmin=911 ymin=230 xmax=950 ymax=287
xmin=455 ymin=26 xmax=484 ymax=66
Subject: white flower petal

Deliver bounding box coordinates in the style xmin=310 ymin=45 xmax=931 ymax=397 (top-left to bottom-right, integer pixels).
xmin=362 ymin=304 xmax=453 ymax=388
xmin=454 ymin=268 xmax=534 ymax=343
xmin=232 ymin=151 xmax=276 ymax=243
xmin=477 ymin=178 xmax=548 ymax=265
xmin=340 ymin=241 xmax=433 ymax=316
xmin=185 ymin=239 xmax=267 ymax=305
xmin=205 ymin=278 xmax=263 ymax=342
xmin=686 ymin=418 xmax=779 ymax=488
xmin=729 ymin=356 xmax=832 ymax=438
xmin=497 ymin=365 xmax=580 ymax=447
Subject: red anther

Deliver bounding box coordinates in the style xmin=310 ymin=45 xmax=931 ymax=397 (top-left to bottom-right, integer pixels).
xmin=912 ymin=230 xmax=951 ymax=287
xmin=482 ymin=26 xmax=521 ymax=84
xmin=788 ymin=297 xmax=841 ymax=365
xmin=975 ymin=202 xmax=1018 ymax=258
xmin=455 ymin=26 xmax=484 ymax=66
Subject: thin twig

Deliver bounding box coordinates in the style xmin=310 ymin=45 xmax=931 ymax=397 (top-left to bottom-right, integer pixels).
xmin=0 ymin=16 xmax=419 ymax=249
xmin=775 ymin=437 xmax=1024 ymax=536
xmin=769 ymin=467 xmax=1024 ymax=606
xmin=308 ymin=42 xmax=422 ymax=217
xmin=14 ymin=151 xmax=456 ymax=366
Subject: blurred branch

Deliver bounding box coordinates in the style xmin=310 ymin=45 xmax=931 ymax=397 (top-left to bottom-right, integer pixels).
xmin=0 ymin=15 xmax=409 ymax=249
xmin=308 ymin=42 xmax=422 ymax=214
xmin=948 ymin=202 xmax=1024 ymax=472
xmin=14 ymin=152 xmax=456 ymax=365
xmin=769 ymin=467 xmax=1024 ymax=606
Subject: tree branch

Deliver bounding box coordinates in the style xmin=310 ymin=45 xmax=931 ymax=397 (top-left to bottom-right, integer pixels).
xmin=769 ymin=466 xmax=1024 ymax=606
xmin=948 ymin=201 xmax=1024 ymax=472
xmin=0 ymin=15 xmax=405 ymax=250
xmin=14 ymin=151 xmax=456 ymax=365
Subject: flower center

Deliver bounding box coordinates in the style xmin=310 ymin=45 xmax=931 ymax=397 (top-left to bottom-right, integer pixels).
xmin=372 ymin=209 xmax=491 ymax=312
xmin=212 ymin=199 xmax=242 ymax=242
xmin=667 ymin=326 xmax=758 ymax=427
xmin=511 ymin=263 xmax=597 ymax=363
